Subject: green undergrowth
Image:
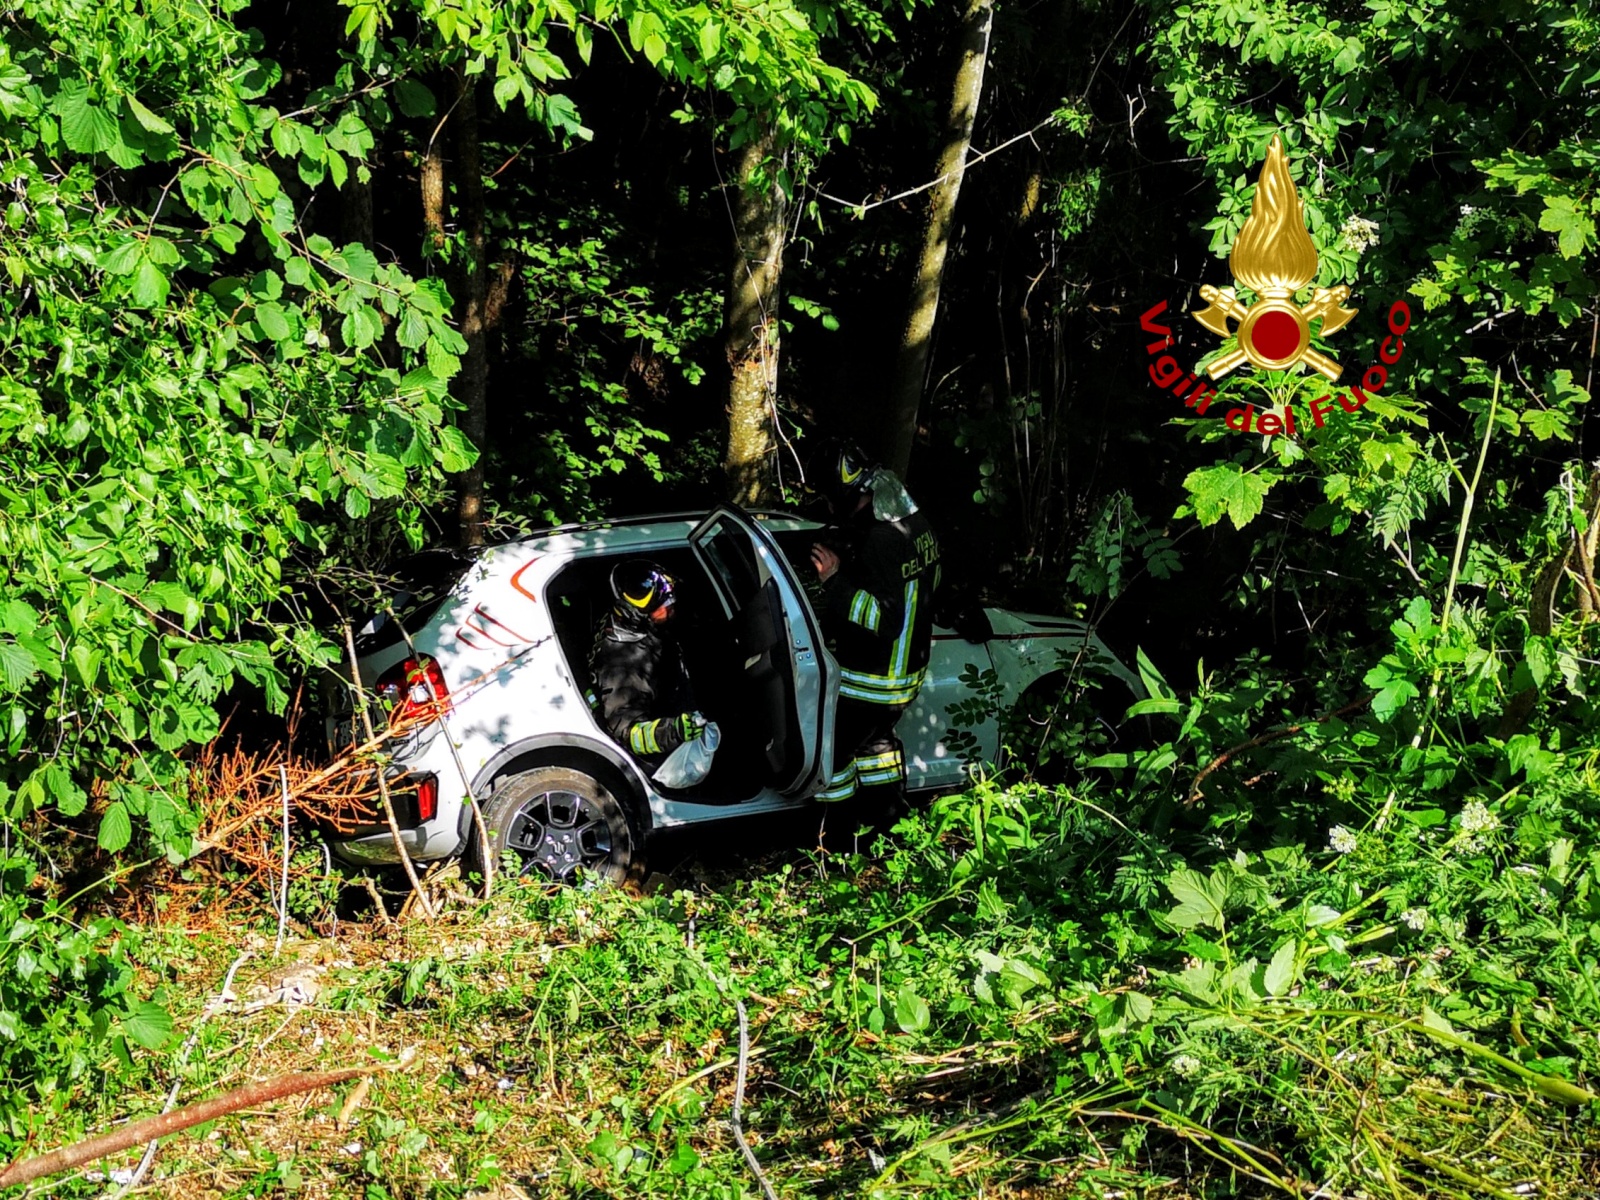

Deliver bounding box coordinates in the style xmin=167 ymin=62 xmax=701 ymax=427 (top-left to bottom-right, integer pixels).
xmin=19 ymin=770 xmax=1600 ymax=1199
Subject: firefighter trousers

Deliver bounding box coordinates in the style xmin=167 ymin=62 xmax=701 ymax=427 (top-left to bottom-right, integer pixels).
xmin=815 ymin=696 xmax=911 ymax=852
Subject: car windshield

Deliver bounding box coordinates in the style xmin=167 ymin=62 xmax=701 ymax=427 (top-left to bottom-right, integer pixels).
xmin=352 ymin=549 xmax=473 ymax=653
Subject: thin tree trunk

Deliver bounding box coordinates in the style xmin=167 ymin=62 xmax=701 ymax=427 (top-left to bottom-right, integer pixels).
xmin=883 ymin=0 xmax=995 ymax=479
xmin=421 ymin=124 xmax=446 ymax=252
xmin=340 ymin=172 xmax=373 ymax=250
xmin=723 ymin=125 xmax=785 ymax=506
xmin=452 ymin=70 xmax=489 ymax=548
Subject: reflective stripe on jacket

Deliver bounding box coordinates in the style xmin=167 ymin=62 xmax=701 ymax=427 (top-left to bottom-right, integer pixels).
xmin=820 ymin=492 xmax=940 ymax=706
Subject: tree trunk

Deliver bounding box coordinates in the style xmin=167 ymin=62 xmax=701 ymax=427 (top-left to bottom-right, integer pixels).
xmin=883 ymin=0 xmax=995 ymax=479
xmin=421 ymin=124 xmax=446 ymax=252
xmin=722 ymin=125 xmax=785 ymax=506
xmin=339 ymin=171 xmax=373 ymax=251
xmin=451 ymin=70 xmax=490 ymax=548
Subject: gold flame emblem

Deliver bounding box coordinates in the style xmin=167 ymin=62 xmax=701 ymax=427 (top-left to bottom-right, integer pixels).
xmin=1193 ymin=135 xmax=1356 ymax=381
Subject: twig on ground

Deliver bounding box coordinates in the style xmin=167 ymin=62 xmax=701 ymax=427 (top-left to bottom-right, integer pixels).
xmin=1187 ymin=693 xmax=1375 ymax=807
xmin=359 ymin=875 xmax=397 ymax=929
xmin=0 ymin=1069 xmax=368 ymax=1190
xmin=276 ymin=765 xmax=291 ymax=954
xmin=113 ymin=951 xmax=252 ymax=1197
xmin=731 ymin=999 xmax=779 ymax=1200
xmin=335 ymin=1077 xmax=371 ymax=1130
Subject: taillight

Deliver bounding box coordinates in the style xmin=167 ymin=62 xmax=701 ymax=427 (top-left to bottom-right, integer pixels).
xmin=374 ymin=655 xmax=451 ymax=723
xmin=415 ymin=774 xmax=438 ymax=822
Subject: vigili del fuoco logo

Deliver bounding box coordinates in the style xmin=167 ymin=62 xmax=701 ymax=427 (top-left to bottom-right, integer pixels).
xmin=1140 ymin=135 xmax=1411 ymax=437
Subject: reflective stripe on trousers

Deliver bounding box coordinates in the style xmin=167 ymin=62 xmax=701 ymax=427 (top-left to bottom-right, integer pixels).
xmin=816 ymin=744 xmax=904 ymax=802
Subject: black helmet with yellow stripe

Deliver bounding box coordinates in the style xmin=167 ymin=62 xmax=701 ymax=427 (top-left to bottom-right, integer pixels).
xmin=610 ymin=559 xmax=677 ymax=627
xmin=804 ymin=437 xmax=875 ymax=510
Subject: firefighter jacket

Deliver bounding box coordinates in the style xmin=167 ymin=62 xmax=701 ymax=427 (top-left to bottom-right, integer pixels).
xmin=589 ymin=613 xmax=694 ymax=758
xmin=819 ymin=477 xmax=941 ymax=707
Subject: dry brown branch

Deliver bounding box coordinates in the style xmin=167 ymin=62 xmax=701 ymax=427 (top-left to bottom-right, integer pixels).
xmin=343 ymin=623 xmax=435 ymax=920
xmin=0 ymin=1069 xmax=367 ymax=1189
xmin=1186 ymin=693 xmax=1375 ymax=807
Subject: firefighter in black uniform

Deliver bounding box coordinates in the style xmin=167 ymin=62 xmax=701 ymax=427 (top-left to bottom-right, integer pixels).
xmin=806 ymin=439 xmax=940 ymax=849
xmin=589 ymin=559 xmax=706 ymax=763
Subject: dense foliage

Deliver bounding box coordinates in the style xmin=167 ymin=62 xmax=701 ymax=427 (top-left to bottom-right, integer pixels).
xmin=2 ymin=0 xmax=1599 ymax=1192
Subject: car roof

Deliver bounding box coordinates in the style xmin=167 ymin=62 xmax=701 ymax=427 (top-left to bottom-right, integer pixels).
xmin=482 ymin=508 xmax=821 ymax=558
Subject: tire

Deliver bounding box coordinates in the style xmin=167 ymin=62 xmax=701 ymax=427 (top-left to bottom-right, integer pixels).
xmin=470 ymin=766 xmax=643 ymax=887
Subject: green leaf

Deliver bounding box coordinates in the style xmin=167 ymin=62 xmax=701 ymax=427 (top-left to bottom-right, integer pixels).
xmin=1264 ymin=940 xmax=1296 ymax=997
xmin=1124 ymin=697 xmax=1182 ymax=718
xmin=131 ymin=258 xmax=170 ymax=307
xmin=1524 ymin=636 xmax=1554 ymax=688
xmin=394 ymin=79 xmax=436 ymax=118
xmin=1084 ymin=752 xmax=1130 ymax=768
xmin=45 ymin=764 xmax=87 ymax=817
xmin=438 ymin=425 xmax=478 ymax=473
xmin=98 ymin=801 xmax=132 ymax=853
xmin=894 ymin=988 xmax=930 ymax=1034
xmin=1306 ymin=904 xmax=1341 ymax=927
xmin=56 ymin=86 xmax=118 ymax=154
xmin=271 ymin=119 xmax=300 ymax=158
xmin=1182 ymin=463 xmax=1277 ymax=530
xmin=255 ymin=302 xmax=292 ymax=341
xmin=146 ymin=582 xmax=202 ymax=629
xmin=1539 ymin=196 xmax=1594 ymax=259
xmin=1135 ymin=646 xmax=1173 ymax=701
xmin=1123 ymin=990 xmax=1154 ymax=1024
xmin=340 ymin=305 xmax=379 ymax=349
xmin=396 ymin=308 xmax=428 ymax=349
xmin=121 ymin=1001 xmax=173 ymax=1051
xmin=698 ymin=21 xmax=722 ymax=58
xmin=340 ymin=243 xmax=379 ymax=282
xmin=68 ymin=644 xmax=101 ymax=688
xmin=99 ymin=240 xmax=143 ymax=275
xmin=125 ymin=94 xmax=174 ymax=135
xmin=1521 ymin=408 xmax=1571 ymax=441
xmin=0 ymin=641 xmax=39 ymax=691
xmin=1165 ymin=868 xmax=1227 ymax=930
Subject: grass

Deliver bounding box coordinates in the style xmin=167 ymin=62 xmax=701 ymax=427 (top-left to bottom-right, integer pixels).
xmin=16 ymin=778 xmax=1600 ymax=1199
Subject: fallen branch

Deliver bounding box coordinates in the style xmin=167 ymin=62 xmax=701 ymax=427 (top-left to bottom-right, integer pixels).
xmin=730 ymin=999 xmax=778 ymax=1200
xmin=0 ymin=1069 xmax=368 ymax=1190
xmin=1186 ymin=693 xmax=1375 ymax=808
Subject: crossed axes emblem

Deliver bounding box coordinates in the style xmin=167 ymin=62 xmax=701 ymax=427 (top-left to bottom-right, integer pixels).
xmin=1192 ymin=283 xmax=1358 ymax=382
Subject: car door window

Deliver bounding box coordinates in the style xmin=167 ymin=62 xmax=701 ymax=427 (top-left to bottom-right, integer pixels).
xmin=688 ymin=507 xmax=835 ymax=796
xmin=695 ymin=521 xmax=764 ymax=618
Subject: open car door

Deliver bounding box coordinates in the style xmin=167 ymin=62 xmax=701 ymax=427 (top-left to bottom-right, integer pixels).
xmin=687 ymin=505 xmax=836 ymax=796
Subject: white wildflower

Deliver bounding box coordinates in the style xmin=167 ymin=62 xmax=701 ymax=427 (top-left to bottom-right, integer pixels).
xmin=1328 ymin=825 xmax=1358 ymax=854
xmin=1459 ymin=800 xmax=1499 ymax=836
xmin=1171 ymin=1053 xmax=1202 ymax=1078
xmin=1338 ymin=214 xmax=1380 ymax=253
xmin=1460 ymin=204 xmax=1475 ymax=216
xmin=1399 ymin=908 xmax=1427 ymax=931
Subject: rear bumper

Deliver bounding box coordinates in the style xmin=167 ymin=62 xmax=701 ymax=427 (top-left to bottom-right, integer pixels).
xmin=330 ymin=823 xmax=455 ymax=865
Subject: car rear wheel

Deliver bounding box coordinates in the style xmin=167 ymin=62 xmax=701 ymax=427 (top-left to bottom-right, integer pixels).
xmin=472 ymin=766 xmax=641 ymax=887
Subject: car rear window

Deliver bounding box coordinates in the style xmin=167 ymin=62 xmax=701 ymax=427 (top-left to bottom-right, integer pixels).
xmin=353 ymin=549 xmax=473 ymax=653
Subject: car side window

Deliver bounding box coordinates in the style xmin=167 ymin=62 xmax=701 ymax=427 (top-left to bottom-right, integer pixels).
xmin=698 ymin=524 xmax=763 ymax=615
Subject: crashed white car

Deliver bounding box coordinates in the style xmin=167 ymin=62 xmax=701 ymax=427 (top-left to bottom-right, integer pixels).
xmin=323 ymin=506 xmax=1138 ymax=882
